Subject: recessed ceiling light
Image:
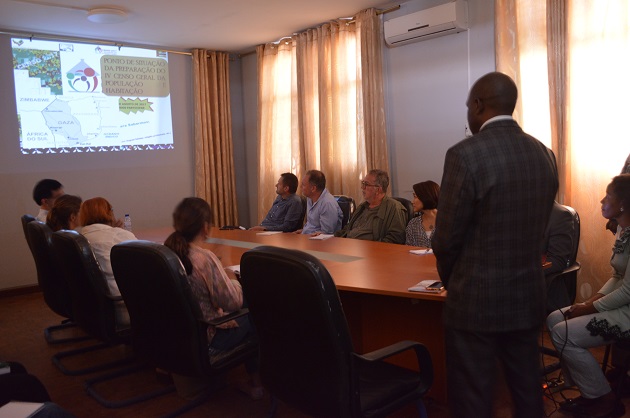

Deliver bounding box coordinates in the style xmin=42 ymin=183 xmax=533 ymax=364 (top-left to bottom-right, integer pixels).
xmin=87 ymin=8 xmax=128 ymax=24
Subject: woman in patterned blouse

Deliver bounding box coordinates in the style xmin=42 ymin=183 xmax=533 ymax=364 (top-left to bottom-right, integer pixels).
xmin=405 ymin=180 xmax=440 ymax=248
xmin=547 ymin=174 xmax=630 ymax=417
xmin=164 ymin=197 xmax=263 ymax=400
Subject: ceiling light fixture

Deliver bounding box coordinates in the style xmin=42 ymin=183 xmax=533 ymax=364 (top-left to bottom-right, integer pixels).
xmin=87 ymin=7 xmax=128 ymax=24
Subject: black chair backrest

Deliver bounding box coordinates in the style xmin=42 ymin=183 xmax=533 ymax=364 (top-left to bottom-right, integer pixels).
xmin=51 ymin=230 xmax=118 ymax=342
xmin=334 ymin=195 xmax=356 ymax=228
xmin=21 ymin=214 xmax=37 ymax=252
xmin=26 ymin=221 xmax=74 ymax=319
xmin=110 ymin=240 xmax=217 ymax=376
xmin=392 ymin=196 xmax=414 ymax=224
xmin=564 ymin=205 xmax=580 ymax=265
xmin=240 ymin=246 xmax=354 ymax=417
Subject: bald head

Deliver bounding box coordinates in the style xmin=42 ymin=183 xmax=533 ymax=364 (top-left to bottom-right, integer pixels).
xmin=466 ymin=72 xmax=518 ymax=134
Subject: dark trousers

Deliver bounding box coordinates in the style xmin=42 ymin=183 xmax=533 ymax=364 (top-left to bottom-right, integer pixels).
xmin=446 ymin=325 xmax=543 ymax=418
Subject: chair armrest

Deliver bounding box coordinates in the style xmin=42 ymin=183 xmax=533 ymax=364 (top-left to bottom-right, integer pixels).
xmin=106 ymin=294 xmax=124 ymax=302
xmin=562 ymin=262 xmax=581 ymax=274
xmin=354 ymin=340 xmax=434 ymax=387
xmin=359 ymin=340 xmax=428 ymax=363
xmin=205 ymin=308 xmax=249 ymax=327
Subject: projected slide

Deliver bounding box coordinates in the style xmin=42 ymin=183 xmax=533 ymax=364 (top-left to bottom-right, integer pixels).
xmin=11 ymin=38 xmax=174 ymax=154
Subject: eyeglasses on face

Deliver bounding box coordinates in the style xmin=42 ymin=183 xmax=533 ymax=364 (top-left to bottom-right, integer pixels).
xmin=360 ymin=181 xmax=379 ymax=189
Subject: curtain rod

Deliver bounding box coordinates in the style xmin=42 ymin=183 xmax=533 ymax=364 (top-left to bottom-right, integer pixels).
xmin=237 ymin=4 xmax=401 ymax=59
xmin=0 ymin=29 xmax=193 ymax=56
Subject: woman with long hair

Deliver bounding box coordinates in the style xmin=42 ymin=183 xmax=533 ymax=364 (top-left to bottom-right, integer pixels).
xmin=46 ymin=194 xmax=82 ymax=232
xmin=164 ymin=197 xmax=262 ymax=400
xmin=80 ymin=197 xmax=136 ymax=329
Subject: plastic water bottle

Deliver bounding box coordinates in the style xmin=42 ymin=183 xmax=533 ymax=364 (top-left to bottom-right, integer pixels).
xmin=123 ymin=214 xmax=132 ymax=232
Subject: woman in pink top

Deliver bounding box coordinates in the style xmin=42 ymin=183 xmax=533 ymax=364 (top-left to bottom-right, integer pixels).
xmin=164 ymin=197 xmax=262 ymax=400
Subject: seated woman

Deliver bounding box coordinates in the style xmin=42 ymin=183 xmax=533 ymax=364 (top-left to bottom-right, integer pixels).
xmin=164 ymin=197 xmax=262 ymax=400
xmin=405 ymin=180 xmax=440 ymax=248
xmin=547 ymin=174 xmax=630 ymax=417
xmin=79 ymin=197 xmax=136 ymax=329
xmin=46 ymin=194 xmax=82 ymax=232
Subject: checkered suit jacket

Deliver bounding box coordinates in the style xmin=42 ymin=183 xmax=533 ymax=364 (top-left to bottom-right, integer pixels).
xmin=432 ymin=119 xmax=558 ymax=332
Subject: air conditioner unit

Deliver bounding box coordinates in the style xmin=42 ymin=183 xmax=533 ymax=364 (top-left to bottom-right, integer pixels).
xmin=384 ymin=0 xmax=468 ymax=47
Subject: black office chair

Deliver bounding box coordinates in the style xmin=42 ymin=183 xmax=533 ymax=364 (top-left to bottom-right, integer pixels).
xmin=240 ymin=246 xmax=433 ymax=418
xmin=392 ymin=197 xmax=414 ymax=225
xmin=21 ymin=214 xmax=36 ymax=252
xmin=111 ymin=240 xmax=258 ymax=417
xmin=49 ymin=231 xmax=135 ymax=368
xmin=51 ymin=230 xmax=168 ymax=408
xmin=334 ymin=195 xmax=356 ymax=228
xmin=541 ymin=205 xmax=581 ymax=375
xmin=25 ymin=220 xmax=88 ymax=344
xmin=546 ymin=205 xmax=581 ymax=312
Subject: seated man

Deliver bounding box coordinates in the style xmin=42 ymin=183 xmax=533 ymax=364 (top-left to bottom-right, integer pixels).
xmin=250 ymin=173 xmax=303 ymax=232
xmin=542 ymin=201 xmax=575 ymax=312
xmin=296 ymin=170 xmax=342 ymax=235
xmin=334 ymin=169 xmax=407 ymax=244
xmin=32 ymin=179 xmax=64 ymax=222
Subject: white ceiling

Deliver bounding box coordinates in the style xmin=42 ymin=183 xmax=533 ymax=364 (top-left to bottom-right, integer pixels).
xmin=0 ymin=0 xmax=399 ymax=52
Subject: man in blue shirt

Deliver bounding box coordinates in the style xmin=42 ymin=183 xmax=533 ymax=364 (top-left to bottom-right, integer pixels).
xmin=250 ymin=173 xmax=303 ymax=232
xmin=295 ymin=170 xmax=342 ymax=235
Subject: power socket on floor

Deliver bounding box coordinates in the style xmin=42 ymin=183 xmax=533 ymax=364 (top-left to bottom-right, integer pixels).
xmin=543 ymin=377 xmax=567 ymax=393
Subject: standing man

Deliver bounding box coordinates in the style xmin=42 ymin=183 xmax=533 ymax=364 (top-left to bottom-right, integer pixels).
xmin=32 ymin=179 xmax=64 ymax=222
xmin=432 ymin=72 xmax=558 ymax=418
xmin=250 ymin=173 xmax=303 ymax=232
xmin=296 ymin=170 xmax=343 ymax=235
xmin=334 ymin=169 xmax=407 ymax=244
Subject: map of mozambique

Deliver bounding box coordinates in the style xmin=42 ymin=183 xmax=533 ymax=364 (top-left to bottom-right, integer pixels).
xmin=12 ymin=48 xmax=62 ymax=95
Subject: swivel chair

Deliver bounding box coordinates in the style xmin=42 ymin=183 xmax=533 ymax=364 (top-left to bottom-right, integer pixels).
xmin=25 ymin=220 xmax=88 ymax=344
xmin=111 ymin=240 xmax=258 ymax=417
xmin=334 ymin=195 xmax=356 ymax=228
xmin=240 ymin=246 xmax=433 ymax=418
xmin=541 ymin=204 xmax=581 ymax=375
xmin=392 ymin=197 xmax=414 ymax=225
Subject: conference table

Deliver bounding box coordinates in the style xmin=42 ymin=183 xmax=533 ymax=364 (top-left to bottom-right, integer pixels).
xmin=136 ymin=227 xmax=448 ymax=403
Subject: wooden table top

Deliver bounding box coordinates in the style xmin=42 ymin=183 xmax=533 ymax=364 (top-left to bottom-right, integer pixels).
xmin=135 ymin=227 xmax=446 ymax=302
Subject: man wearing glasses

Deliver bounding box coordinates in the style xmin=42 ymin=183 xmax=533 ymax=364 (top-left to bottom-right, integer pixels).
xmin=334 ymin=169 xmax=407 ymax=244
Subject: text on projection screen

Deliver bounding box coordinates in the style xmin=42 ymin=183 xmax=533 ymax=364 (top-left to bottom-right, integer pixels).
xmin=11 ymin=38 xmax=174 ymax=154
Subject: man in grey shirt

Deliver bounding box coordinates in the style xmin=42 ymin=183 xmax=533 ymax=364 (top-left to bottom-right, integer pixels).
xmin=250 ymin=173 xmax=303 ymax=232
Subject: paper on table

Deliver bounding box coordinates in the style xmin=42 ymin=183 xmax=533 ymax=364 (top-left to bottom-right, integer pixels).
xmin=309 ymin=234 xmax=333 ymax=240
xmin=409 ymin=248 xmax=433 ymax=255
xmin=0 ymin=401 xmax=45 ymax=418
xmin=225 ymin=265 xmax=240 ymax=274
xmin=256 ymin=231 xmax=283 ymax=236
xmin=408 ymin=279 xmax=443 ymax=293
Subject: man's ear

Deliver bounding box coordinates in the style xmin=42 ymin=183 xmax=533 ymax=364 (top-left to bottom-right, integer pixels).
xmin=474 ymin=97 xmax=485 ymax=115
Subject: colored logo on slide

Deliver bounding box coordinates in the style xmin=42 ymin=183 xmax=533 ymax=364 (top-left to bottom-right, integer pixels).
xmin=66 ymin=59 xmax=99 ymax=92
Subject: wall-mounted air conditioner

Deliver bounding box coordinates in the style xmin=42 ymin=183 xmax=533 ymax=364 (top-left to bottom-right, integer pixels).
xmin=384 ymin=0 xmax=468 ymax=47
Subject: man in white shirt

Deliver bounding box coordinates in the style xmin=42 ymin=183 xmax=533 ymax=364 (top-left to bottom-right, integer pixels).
xmin=32 ymin=179 xmax=64 ymax=222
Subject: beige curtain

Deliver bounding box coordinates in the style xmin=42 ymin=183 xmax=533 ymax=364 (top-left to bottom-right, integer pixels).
xmin=496 ymin=0 xmax=630 ymax=300
xmin=256 ymin=8 xmax=387 ymax=222
xmin=192 ymin=49 xmax=239 ymax=226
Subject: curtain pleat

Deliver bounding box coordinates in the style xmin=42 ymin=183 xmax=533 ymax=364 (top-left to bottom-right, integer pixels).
xmin=547 ymin=0 xmax=569 ymax=204
xmin=495 ymin=0 xmax=630 ymax=300
xmin=256 ymin=7 xmax=387 ymax=221
xmin=192 ymin=49 xmax=238 ymax=226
